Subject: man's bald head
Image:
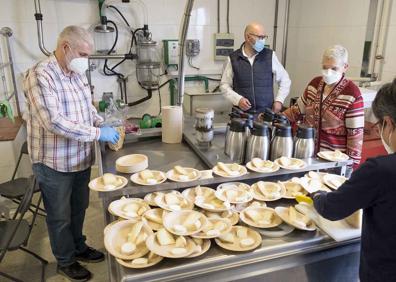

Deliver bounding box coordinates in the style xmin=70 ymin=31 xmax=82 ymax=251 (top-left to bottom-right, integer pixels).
xmin=244 ymin=22 xmax=266 ymax=39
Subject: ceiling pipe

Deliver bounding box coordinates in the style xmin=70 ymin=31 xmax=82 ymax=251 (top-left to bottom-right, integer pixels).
xmin=34 ymin=0 xmax=51 ymax=56
xmin=281 ymin=0 xmax=291 ymax=66
xmin=177 ymin=0 xmax=195 ymax=106
xmin=273 ymin=0 xmax=279 ymax=51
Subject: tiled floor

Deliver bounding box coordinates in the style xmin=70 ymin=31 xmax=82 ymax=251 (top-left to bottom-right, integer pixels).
xmin=0 ymin=191 xmax=109 ymax=282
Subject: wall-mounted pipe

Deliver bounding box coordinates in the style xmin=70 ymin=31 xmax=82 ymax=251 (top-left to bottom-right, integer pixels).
xmin=273 ymin=0 xmax=279 ymax=51
xmin=281 ymin=0 xmax=291 ymax=66
xmin=34 ymin=0 xmax=51 ymax=56
xmin=177 ymin=0 xmax=195 ymax=106
xmin=372 ymin=0 xmax=391 ymax=80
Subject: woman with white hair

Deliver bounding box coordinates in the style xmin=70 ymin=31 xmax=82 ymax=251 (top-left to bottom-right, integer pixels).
xmin=283 ymin=45 xmax=364 ymax=170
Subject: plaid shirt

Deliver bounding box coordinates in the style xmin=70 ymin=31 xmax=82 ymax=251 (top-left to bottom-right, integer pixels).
xmin=23 ymin=54 xmax=103 ymax=172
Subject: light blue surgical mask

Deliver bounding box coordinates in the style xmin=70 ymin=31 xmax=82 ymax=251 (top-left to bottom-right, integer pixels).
xmin=253 ymin=38 xmax=265 ymax=53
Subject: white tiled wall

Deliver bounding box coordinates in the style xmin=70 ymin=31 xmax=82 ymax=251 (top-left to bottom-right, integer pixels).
xmin=285 ymin=0 xmax=372 ymax=104
xmin=381 ymin=0 xmax=396 ymax=82
xmin=0 ymin=0 xmax=280 ymax=118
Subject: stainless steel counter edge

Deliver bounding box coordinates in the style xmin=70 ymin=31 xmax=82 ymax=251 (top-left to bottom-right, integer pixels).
xmin=97 ymin=157 xmax=352 ymax=199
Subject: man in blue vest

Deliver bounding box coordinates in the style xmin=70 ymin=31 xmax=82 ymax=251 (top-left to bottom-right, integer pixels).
xmin=221 ymin=22 xmax=291 ymax=114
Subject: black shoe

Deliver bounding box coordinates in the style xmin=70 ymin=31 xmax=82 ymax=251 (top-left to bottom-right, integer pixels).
xmin=57 ymin=262 xmax=92 ymax=282
xmin=76 ymin=246 xmax=105 ymax=263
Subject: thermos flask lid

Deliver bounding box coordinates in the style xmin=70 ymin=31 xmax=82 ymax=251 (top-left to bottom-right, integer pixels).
xmin=230 ymin=118 xmax=246 ymax=132
xmin=274 ymin=123 xmax=292 ymax=137
xmin=252 ymin=122 xmax=270 ymax=137
xmin=296 ymin=125 xmax=315 ymax=139
xmin=262 ymin=108 xmax=275 ymax=123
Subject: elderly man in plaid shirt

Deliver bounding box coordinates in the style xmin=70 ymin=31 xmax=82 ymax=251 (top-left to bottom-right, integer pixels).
xmin=23 ymin=26 xmax=119 ymax=282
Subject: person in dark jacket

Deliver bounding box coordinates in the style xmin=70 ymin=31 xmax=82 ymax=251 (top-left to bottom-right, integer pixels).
xmin=312 ymin=78 xmax=396 ymax=282
xmin=220 ymin=22 xmax=291 ymax=114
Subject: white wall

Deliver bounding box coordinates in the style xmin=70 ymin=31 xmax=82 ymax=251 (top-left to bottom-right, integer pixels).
xmin=381 ymin=0 xmax=396 ymax=82
xmin=0 ymin=0 xmax=283 ymax=118
xmin=285 ymin=0 xmax=371 ymax=104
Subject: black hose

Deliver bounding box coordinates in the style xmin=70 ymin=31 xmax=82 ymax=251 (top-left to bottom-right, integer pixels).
xmin=103 ymin=20 xmax=124 ymax=78
xmin=157 ymin=87 xmax=162 ymax=116
xmin=107 ymin=5 xmax=130 ymax=27
xmin=217 ymin=0 xmax=220 ymax=33
xmin=127 ymin=88 xmax=152 ymax=107
xmin=226 ymin=0 xmax=230 ymax=33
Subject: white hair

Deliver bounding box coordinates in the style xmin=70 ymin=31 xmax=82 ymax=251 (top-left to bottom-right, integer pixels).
xmin=57 ymin=25 xmax=94 ymax=49
xmin=323 ymin=45 xmax=348 ymax=66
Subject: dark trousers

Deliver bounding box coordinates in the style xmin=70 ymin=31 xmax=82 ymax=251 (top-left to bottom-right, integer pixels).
xmin=32 ymin=163 xmax=91 ymax=266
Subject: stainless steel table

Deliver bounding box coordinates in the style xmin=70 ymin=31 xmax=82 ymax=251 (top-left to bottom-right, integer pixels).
xmin=96 ymin=133 xmax=360 ymax=282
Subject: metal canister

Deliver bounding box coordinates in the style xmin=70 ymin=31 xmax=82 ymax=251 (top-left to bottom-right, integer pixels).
xmin=195 ymin=108 xmax=214 ymax=147
xmin=270 ymin=124 xmax=293 ymax=160
xmin=245 ymin=122 xmax=270 ymax=163
xmin=293 ymin=125 xmax=315 ymax=159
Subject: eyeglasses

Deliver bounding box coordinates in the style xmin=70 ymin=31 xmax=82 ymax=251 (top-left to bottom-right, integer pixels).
xmin=249 ymin=33 xmax=269 ymax=40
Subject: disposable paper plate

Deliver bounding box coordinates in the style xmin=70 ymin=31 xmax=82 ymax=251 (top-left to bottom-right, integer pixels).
xmin=131 ymin=170 xmax=167 ymax=186
xmin=298 ymin=176 xmax=331 ymax=193
xmin=216 ymin=182 xmax=250 ymax=191
xmin=144 ymin=192 xmax=164 ymax=207
xmin=182 ymin=186 xmax=215 ymax=203
xmin=142 ymin=208 xmax=166 ymax=231
xmin=88 ymin=175 xmax=128 ymax=192
xmin=278 ymin=181 xmax=308 ymax=199
xmin=163 ymin=210 xmax=207 ymax=236
xmin=304 ymin=171 xmax=328 ymax=181
xmin=323 ymin=174 xmax=348 ymax=190
xmin=108 ymin=198 xmax=151 ymax=220
xmin=187 ymin=239 xmax=211 ymax=258
xmin=115 ymin=252 xmax=163 ymax=269
xmin=115 ymin=154 xmax=148 ymax=173
xmin=199 ymin=170 xmax=213 ymax=180
xmin=191 ymin=218 xmax=232 ymax=239
xmin=194 ymin=196 xmax=231 ymax=212
xmin=104 ymin=219 xmax=124 ymax=235
xmin=240 ymin=207 xmax=282 ymax=229
xmin=250 ymin=181 xmax=285 ymax=201
xmin=202 ymin=210 xmax=240 ymax=225
xmin=104 ymin=220 xmax=153 ymax=260
xmin=214 ymin=226 xmax=262 ymax=252
xmin=215 ymin=183 xmax=253 ymax=204
xmin=231 ymin=200 xmax=267 ymax=213
xmin=212 ymin=163 xmax=248 ymax=178
xmin=317 ymin=150 xmax=349 ymax=162
xmin=246 ymin=159 xmax=280 ymax=173
xmin=255 ymin=222 xmax=295 ymax=238
xmin=154 ymin=191 xmax=194 ymax=212
xmin=145 ymin=233 xmax=195 ymax=258
xmin=166 ymin=167 xmax=201 ymax=182
xmin=274 ymin=207 xmax=316 ymax=231
xmin=274 ymin=157 xmax=307 ymax=170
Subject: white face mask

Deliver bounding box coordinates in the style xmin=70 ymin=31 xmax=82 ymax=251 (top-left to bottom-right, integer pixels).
xmin=380 ymin=120 xmax=394 ymax=154
xmin=322 ymin=69 xmax=342 ymax=85
xmin=69 ymin=57 xmax=88 ymax=75
xmin=65 ymin=46 xmax=88 ymax=75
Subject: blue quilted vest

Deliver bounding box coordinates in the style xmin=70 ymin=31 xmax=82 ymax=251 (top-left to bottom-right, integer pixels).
xmin=230 ymin=45 xmax=274 ymax=113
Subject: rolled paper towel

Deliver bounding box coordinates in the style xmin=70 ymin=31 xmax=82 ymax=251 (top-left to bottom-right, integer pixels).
xmin=162 ymin=106 xmax=183 ymax=143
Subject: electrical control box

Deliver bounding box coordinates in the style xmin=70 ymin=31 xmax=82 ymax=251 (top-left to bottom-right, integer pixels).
xmin=186 ymin=39 xmax=200 ymax=57
xmin=214 ymin=33 xmax=234 ymax=61
xmin=163 ymin=39 xmax=179 ymax=66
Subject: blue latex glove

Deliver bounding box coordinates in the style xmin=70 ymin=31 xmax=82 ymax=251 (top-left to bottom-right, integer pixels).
xmin=99 ymin=127 xmax=120 ymax=144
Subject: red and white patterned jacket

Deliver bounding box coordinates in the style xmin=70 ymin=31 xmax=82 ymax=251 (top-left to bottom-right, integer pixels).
xmin=284 ymin=76 xmax=364 ymax=168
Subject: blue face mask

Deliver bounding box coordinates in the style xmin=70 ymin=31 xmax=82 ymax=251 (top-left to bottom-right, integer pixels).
xmin=253 ymin=38 xmax=265 ymax=52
